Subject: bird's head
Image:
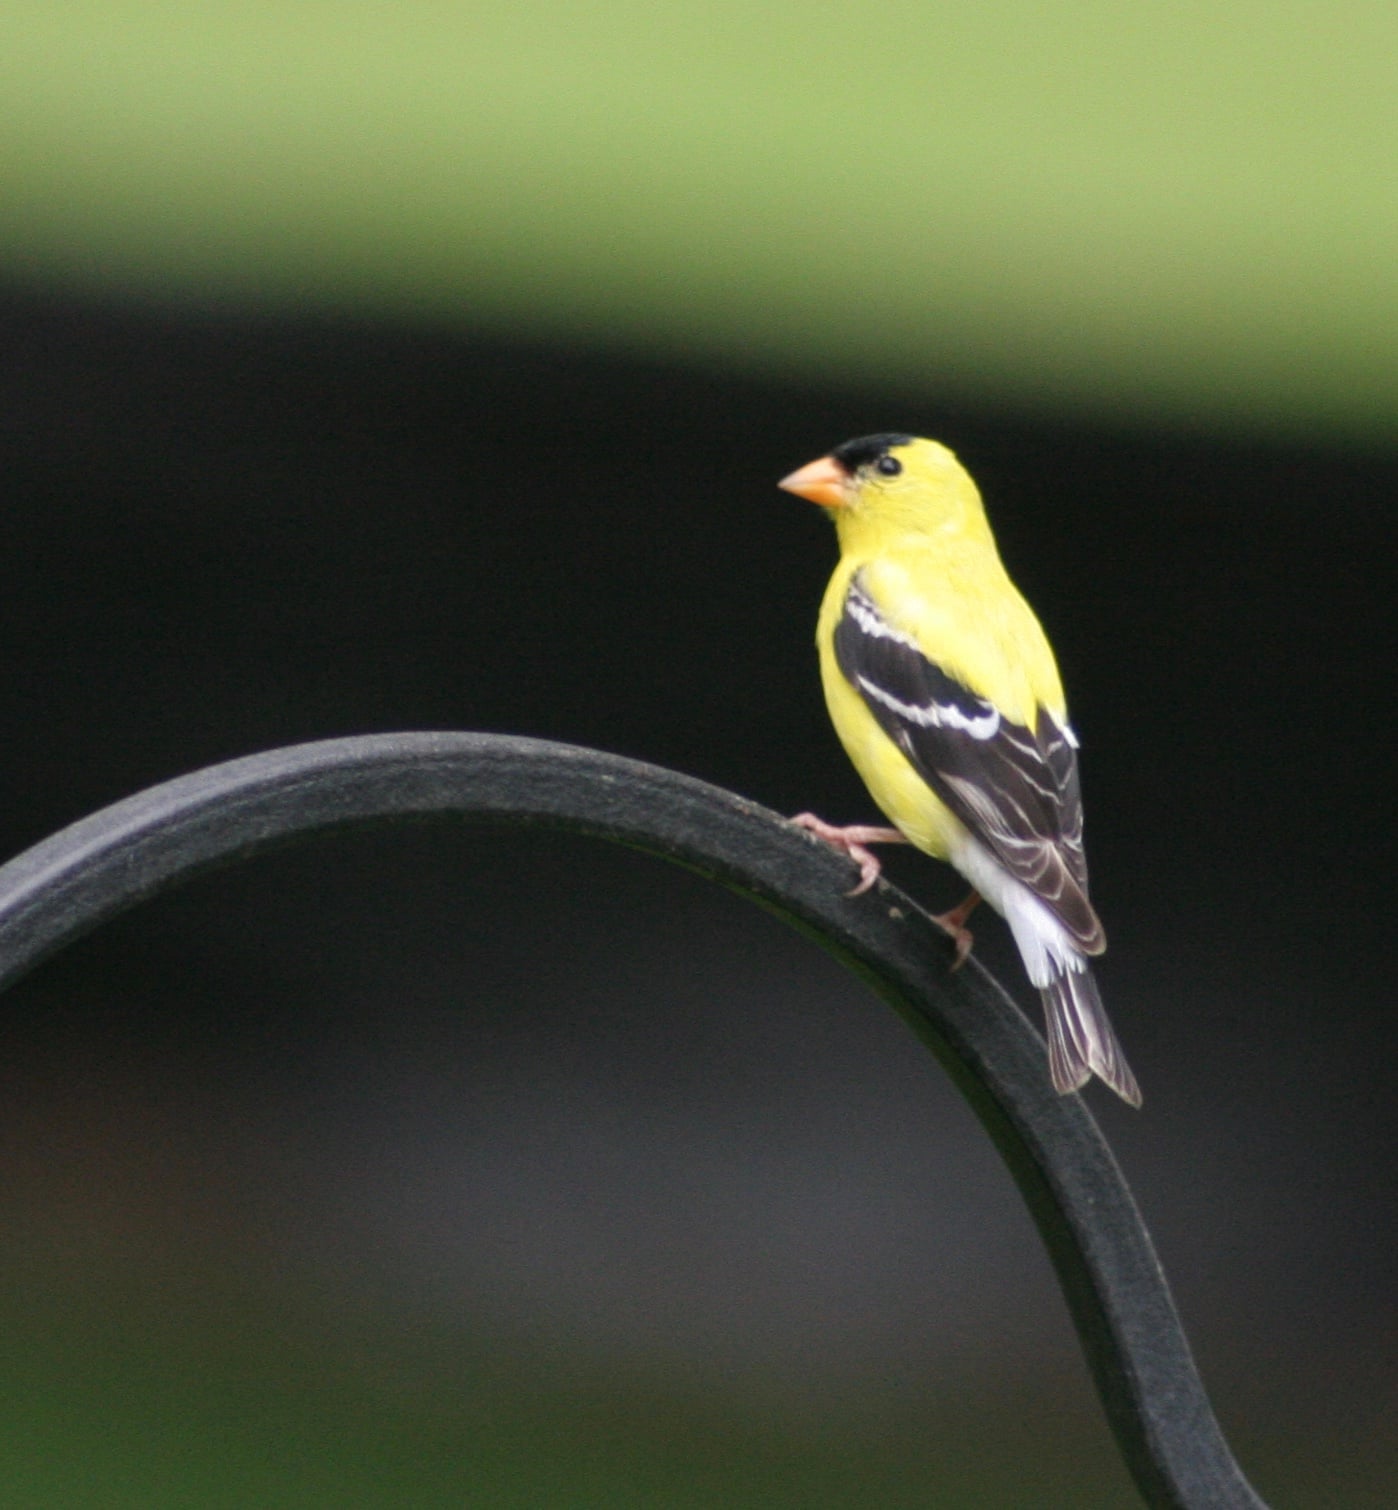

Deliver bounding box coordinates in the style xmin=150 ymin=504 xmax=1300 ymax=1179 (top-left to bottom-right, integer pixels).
xmin=778 ymin=434 xmax=992 ymax=549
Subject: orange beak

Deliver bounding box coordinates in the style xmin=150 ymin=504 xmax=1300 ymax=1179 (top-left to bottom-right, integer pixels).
xmin=777 ymin=455 xmax=849 ymax=510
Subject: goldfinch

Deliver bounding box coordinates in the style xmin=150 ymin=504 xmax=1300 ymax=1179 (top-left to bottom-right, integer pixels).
xmin=780 ymin=434 xmax=1141 ymax=1107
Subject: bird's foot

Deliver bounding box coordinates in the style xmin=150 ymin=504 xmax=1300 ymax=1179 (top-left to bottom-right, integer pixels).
xmin=789 ymin=814 xmax=907 ymax=896
xmin=931 ymin=890 xmax=981 ymax=970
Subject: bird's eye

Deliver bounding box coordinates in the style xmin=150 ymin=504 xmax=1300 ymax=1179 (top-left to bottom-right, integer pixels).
xmin=874 ymin=455 xmax=903 ymax=476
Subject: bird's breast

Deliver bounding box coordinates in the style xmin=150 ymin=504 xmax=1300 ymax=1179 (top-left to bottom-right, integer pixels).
xmin=815 ymin=625 xmax=964 ymax=861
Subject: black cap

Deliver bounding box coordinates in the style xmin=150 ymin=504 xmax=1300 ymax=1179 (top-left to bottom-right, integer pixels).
xmin=830 ymin=433 xmax=915 ymax=474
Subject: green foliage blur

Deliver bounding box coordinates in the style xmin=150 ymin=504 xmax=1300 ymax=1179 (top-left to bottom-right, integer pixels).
xmin=3 ymin=1 xmax=1395 ymax=440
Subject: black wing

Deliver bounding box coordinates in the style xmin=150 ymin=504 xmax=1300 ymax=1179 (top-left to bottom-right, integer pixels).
xmin=834 ymin=572 xmax=1103 ymax=952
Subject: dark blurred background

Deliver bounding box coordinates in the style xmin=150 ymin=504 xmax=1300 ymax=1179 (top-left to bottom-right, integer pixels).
xmin=2 ymin=7 xmax=1394 ymax=1506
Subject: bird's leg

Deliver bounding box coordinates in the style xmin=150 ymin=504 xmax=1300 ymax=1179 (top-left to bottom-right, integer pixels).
xmin=931 ymin=890 xmax=980 ymax=970
xmin=789 ymin=813 xmax=908 ymax=896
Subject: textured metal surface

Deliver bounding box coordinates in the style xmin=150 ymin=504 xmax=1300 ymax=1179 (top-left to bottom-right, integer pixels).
xmin=0 ymin=731 xmax=1267 ymax=1508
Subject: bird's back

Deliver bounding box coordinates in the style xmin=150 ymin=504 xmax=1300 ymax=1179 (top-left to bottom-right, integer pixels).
xmin=829 ymin=534 xmax=1067 ymax=731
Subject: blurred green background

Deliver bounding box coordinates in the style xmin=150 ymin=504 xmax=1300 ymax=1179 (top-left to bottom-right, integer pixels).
xmin=2 ymin=5 xmax=1394 ymax=1507
xmin=4 ymin=1 xmax=1395 ymax=439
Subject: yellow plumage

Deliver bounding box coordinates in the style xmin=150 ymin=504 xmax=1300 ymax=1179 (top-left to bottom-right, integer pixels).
xmin=814 ymin=443 xmax=1065 ymax=853
xmin=780 ymin=434 xmax=1141 ymax=1106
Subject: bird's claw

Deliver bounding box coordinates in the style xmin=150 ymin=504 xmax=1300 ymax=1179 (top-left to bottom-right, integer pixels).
xmin=931 ymin=891 xmax=981 ymax=971
xmin=789 ymin=813 xmax=908 ymax=895
xmin=843 ymin=849 xmax=882 ymax=897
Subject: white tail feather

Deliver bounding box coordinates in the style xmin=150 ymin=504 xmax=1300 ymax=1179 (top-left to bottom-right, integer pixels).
xmin=1041 ymin=968 xmax=1142 ymax=1107
xmin=954 ymin=837 xmax=1141 ymax=1106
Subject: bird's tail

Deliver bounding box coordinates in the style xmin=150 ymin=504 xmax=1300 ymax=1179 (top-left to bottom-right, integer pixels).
xmin=1041 ymin=966 xmax=1142 ymax=1107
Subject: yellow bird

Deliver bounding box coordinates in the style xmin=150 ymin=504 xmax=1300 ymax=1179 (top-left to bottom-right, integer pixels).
xmin=780 ymin=434 xmax=1141 ymax=1106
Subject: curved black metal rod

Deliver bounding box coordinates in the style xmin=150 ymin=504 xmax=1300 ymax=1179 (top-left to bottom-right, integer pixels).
xmin=0 ymin=732 xmax=1266 ymax=1508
